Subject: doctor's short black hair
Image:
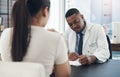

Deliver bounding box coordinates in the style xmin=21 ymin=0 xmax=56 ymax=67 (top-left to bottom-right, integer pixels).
xmin=65 ymin=8 xmax=80 ymax=18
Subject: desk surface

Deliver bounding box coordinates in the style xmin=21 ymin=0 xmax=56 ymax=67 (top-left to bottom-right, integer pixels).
xmin=71 ymin=60 xmax=120 ymax=77
xmin=111 ymin=43 xmax=120 ymax=51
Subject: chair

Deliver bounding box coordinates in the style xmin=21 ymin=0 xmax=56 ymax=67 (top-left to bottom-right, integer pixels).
xmin=0 ymin=62 xmax=45 ymax=77
xmin=102 ymin=26 xmax=112 ymax=59
xmin=106 ymin=35 xmax=112 ymax=59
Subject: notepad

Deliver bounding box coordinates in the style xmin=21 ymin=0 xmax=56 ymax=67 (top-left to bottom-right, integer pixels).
xmin=69 ymin=59 xmax=82 ymax=66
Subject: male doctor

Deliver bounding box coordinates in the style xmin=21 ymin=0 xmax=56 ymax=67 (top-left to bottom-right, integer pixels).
xmin=65 ymin=8 xmax=110 ymax=65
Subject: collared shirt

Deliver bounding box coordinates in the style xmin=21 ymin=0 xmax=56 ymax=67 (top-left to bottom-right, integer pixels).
xmin=75 ymin=26 xmax=87 ymax=53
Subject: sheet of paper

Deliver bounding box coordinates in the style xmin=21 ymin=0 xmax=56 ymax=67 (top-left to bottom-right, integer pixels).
xmin=69 ymin=59 xmax=81 ymax=66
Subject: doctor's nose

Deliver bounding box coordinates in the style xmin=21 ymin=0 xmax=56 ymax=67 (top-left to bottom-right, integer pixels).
xmin=71 ymin=24 xmax=76 ymax=28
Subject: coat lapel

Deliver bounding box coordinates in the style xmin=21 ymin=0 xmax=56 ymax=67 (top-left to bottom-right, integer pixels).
xmin=83 ymin=24 xmax=92 ymax=49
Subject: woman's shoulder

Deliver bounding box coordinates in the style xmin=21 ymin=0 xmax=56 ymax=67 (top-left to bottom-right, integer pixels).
xmin=31 ymin=26 xmax=63 ymax=41
xmin=46 ymin=30 xmax=63 ymax=40
xmin=1 ymin=28 xmax=12 ymax=37
xmin=2 ymin=28 xmax=11 ymax=32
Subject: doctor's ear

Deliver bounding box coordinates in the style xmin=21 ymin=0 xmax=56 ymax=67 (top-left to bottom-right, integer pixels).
xmin=80 ymin=14 xmax=84 ymax=20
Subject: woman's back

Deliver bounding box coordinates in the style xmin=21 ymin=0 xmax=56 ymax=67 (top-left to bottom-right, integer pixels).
xmin=0 ymin=0 xmax=71 ymax=77
xmin=0 ymin=26 xmax=68 ymax=76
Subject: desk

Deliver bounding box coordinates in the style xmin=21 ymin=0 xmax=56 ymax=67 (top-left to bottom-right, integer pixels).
xmin=71 ymin=60 xmax=120 ymax=77
xmin=111 ymin=43 xmax=120 ymax=51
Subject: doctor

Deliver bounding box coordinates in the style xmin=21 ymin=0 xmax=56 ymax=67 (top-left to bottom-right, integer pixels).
xmin=65 ymin=8 xmax=110 ymax=65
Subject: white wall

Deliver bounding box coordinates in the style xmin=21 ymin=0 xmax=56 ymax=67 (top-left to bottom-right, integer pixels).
xmin=112 ymin=0 xmax=120 ymax=22
xmin=65 ymin=0 xmax=91 ymax=22
xmin=112 ymin=22 xmax=120 ymax=43
xmin=91 ymin=0 xmax=112 ymax=24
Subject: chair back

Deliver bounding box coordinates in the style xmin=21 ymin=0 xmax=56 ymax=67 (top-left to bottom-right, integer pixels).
xmin=106 ymin=35 xmax=112 ymax=59
xmin=0 ymin=62 xmax=45 ymax=77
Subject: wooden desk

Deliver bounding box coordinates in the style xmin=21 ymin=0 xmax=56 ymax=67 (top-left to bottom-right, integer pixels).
xmin=111 ymin=43 xmax=120 ymax=51
xmin=71 ymin=60 xmax=120 ymax=77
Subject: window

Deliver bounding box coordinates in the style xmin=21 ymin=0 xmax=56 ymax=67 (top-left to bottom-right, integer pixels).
xmin=46 ymin=0 xmax=65 ymax=33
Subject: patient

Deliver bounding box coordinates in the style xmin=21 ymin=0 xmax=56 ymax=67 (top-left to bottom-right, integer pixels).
xmin=0 ymin=0 xmax=70 ymax=77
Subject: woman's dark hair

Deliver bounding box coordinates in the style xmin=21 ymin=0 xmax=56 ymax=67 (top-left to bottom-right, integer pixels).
xmin=11 ymin=0 xmax=50 ymax=61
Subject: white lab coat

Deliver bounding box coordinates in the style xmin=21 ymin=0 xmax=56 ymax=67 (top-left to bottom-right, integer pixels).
xmin=65 ymin=23 xmax=110 ymax=63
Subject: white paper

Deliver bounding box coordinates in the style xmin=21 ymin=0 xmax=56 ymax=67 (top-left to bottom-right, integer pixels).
xmin=69 ymin=59 xmax=81 ymax=66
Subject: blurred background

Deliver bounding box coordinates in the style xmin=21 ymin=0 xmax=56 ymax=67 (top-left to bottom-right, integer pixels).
xmin=0 ymin=0 xmax=120 ymax=59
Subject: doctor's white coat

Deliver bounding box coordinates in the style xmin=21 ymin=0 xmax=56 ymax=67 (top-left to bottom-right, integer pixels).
xmin=65 ymin=23 xmax=110 ymax=63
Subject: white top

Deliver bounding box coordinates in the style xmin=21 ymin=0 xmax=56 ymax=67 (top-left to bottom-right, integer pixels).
xmin=0 ymin=26 xmax=68 ymax=77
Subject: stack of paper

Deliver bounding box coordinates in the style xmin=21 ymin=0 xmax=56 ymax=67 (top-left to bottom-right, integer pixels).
xmin=69 ymin=59 xmax=81 ymax=66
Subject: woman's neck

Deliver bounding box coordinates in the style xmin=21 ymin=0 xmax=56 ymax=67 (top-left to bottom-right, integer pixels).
xmin=31 ymin=17 xmax=45 ymax=27
xmin=31 ymin=21 xmax=45 ymax=27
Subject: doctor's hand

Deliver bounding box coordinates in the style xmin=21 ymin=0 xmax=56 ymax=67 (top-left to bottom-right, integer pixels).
xmin=79 ymin=55 xmax=97 ymax=65
xmin=78 ymin=55 xmax=89 ymax=65
xmin=68 ymin=52 xmax=79 ymax=61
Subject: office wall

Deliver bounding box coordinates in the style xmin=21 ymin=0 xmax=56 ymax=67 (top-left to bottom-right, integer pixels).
xmin=112 ymin=0 xmax=120 ymax=22
xmin=91 ymin=0 xmax=103 ymax=24
xmin=91 ymin=0 xmax=112 ymax=24
xmin=65 ymin=0 xmax=91 ymax=22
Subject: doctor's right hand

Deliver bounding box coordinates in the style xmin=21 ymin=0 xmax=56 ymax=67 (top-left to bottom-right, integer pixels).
xmin=68 ymin=52 xmax=79 ymax=61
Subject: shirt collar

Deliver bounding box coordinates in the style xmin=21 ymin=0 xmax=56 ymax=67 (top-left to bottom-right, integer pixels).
xmin=76 ymin=21 xmax=87 ymax=35
xmin=81 ymin=25 xmax=87 ymax=35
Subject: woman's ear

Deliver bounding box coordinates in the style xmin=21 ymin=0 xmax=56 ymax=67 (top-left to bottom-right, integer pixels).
xmin=42 ymin=7 xmax=49 ymax=17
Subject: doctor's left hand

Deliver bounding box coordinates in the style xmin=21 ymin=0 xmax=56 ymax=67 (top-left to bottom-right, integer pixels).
xmin=68 ymin=52 xmax=79 ymax=61
xmin=78 ymin=55 xmax=89 ymax=65
xmin=79 ymin=55 xmax=97 ymax=65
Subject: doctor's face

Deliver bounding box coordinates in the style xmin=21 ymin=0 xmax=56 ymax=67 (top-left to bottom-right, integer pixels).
xmin=66 ymin=14 xmax=85 ymax=33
